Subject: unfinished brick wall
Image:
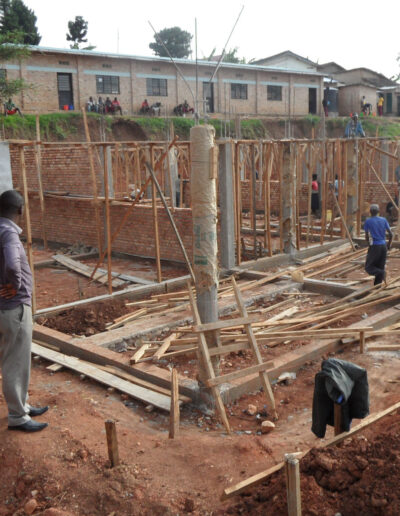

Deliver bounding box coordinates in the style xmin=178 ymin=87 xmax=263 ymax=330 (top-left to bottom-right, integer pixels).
xmin=10 ymin=144 xmax=194 ymax=263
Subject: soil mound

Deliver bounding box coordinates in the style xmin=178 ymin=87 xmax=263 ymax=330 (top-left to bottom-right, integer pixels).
xmin=226 ymin=411 xmax=400 ymax=515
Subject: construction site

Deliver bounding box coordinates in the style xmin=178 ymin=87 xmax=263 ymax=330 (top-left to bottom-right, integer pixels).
xmin=0 ymin=110 xmax=400 ymax=516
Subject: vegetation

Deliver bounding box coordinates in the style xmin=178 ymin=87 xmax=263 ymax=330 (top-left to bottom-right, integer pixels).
xmin=0 ymin=30 xmax=30 ymax=104
xmin=66 ymin=16 xmax=95 ymax=50
xmin=149 ymin=26 xmax=192 ymax=59
xmin=0 ymin=112 xmax=80 ymax=140
xmin=205 ymin=47 xmax=247 ymax=64
xmin=0 ymin=0 xmax=40 ymax=45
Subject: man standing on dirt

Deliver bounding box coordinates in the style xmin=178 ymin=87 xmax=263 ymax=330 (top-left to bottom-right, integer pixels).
xmin=0 ymin=190 xmax=48 ymax=432
xmin=364 ymin=204 xmax=393 ymax=285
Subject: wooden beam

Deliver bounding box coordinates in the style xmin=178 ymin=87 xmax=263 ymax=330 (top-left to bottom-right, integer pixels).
xmin=103 ymin=145 xmax=113 ymax=294
xmin=19 ymin=146 xmax=36 ymax=314
xmin=193 ymin=315 xmax=260 ymax=333
xmin=34 ymin=114 xmax=47 ymax=249
xmin=31 ymin=342 xmax=173 ymax=411
xmin=206 ymin=360 xmax=274 ymax=387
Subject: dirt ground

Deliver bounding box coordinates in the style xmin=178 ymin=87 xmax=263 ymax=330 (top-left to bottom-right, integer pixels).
xmin=9 ymin=242 xmax=398 ymax=514
xmin=0 ymin=342 xmax=399 ymax=515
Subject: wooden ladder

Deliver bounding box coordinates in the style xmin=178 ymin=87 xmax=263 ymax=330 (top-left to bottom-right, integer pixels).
xmin=187 ymin=277 xmax=277 ymax=434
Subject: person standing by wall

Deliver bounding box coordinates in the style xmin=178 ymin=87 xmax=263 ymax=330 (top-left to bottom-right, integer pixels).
xmin=311 ymin=174 xmax=320 ymax=216
xmin=0 ymin=190 xmax=48 ymax=432
xmin=377 ymin=95 xmax=384 ymax=116
xmin=364 ymin=203 xmax=393 ymax=285
xmin=345 ymin=113 xmax=365 ymax=138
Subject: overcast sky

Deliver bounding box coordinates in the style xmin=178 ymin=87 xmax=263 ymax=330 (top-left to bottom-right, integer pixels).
xmin=24 ymin=0 xmax=399 ymax=79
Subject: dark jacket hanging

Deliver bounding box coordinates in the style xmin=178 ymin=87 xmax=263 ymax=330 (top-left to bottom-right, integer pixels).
xmin=311 ymin=358 xmax=369 ymax=438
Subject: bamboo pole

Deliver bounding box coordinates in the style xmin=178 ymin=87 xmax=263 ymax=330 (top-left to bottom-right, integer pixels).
xmin=19 ymin=146 xmax=36 ymax=314
xmin=34 ymin=114 xmax=47 ymax=249
xmin=150 ymin=145 xmax=162 ymax=283
xmin=103 ymin=146 xmax=113 ymax=295
xmin=82 ymin=108 xmax=103 ymax=255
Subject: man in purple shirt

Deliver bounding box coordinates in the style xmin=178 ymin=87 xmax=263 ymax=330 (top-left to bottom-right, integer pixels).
xmin=0 ymin=190 xmax=48 ymax=432
xmin=364 ymin=204 xmax=393 ymax=285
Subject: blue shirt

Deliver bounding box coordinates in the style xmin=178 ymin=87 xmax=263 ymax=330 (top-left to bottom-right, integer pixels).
xmin=363 ymin=216 xmax=390 ymax=245
xmin=0 ymin=217 xmax=32 ymax=309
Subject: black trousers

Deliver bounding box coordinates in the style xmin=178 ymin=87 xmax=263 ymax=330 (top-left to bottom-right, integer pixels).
xmin=365 ymin=244 xmax=387 ymax=284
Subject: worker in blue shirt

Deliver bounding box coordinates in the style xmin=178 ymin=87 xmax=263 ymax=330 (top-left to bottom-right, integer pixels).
xmin=364 ymin=204 xmax=393 ymax=285
xmin=345 ymin=113 xmax=365 ymax=138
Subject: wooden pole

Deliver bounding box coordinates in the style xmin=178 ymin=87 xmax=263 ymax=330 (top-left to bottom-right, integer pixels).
xmin=169 ymin=368 xmax=180 ymax=438
xmin=329 ymin=185 xmax=356 ymax=251
xmin=89 ymin=137 xmax=178 ymax=280
xmin=306 ymin=144 xmax=312 ymax=248
xmin=334 ymin=403 xmax=342 ymax=436
xmin=366 ymin=155 xmax=399 ymax=211
xmin=145 ymin=162 xmax=195 ymax=282
xmin=251 ymin=144 xmax=257 ymax=259
xmin=265 ymin=143 xmax=273 ymax=256
xmin=359 ymin=330 xmax=365 ymax=353
xmin=105 ymin=420 xmax=120 ymax=467
xmin=284 ymin=453 xmax=302 ymax=516
xmin=235 ymin=143 xmax=242 ymax=264
xmin=103 ymin=146 xmax=113 ymax=295
xmin=279 ymin=144 xmax=284 ymax=254
xmin=19 ymin=146 xmax=36 ymax=314
xmin=34 ymin=114 xmax=47 ymax=249
xmin=82 ymin=108 xmax=103 ymax=256
xmin=150 ymin=145 xmax=162 ymax=283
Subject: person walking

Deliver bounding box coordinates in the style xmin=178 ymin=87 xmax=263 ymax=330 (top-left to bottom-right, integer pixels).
xmin=0 ymin=190 xmax=48 ymax=432
xmin=364 ymin=203 xmax=393 ymax=285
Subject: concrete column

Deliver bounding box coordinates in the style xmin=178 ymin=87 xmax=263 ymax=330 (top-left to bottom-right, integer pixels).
xmin=218 ymin=140 xmax=236 ymax=271
xmin=0 ymin=142 xmax=13 ymax=193
xmin=282 ymin=141 xmax=296 ymax=255
xmin=346 ymin=140 xmax=358 ymax=236
xmin=191 ymin=125 xmax=219 ymax=386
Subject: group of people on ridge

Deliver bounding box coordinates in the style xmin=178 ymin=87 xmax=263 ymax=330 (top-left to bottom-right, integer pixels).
xmin=86 ymin=96 xmax=122 ymax=115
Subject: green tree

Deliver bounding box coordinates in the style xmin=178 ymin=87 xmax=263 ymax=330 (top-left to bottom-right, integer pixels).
xmin=0 ymin=31 xmax=30 ymax=104
xmin=205 ymin=47 xmax=247 ymax=64
xmin=149 ymin=27 xmax=192 ymax=59
xmin=0 ymin=0 xmax=41 ymax=45
xmin=66 ymin=16 xmax=92 ymax=49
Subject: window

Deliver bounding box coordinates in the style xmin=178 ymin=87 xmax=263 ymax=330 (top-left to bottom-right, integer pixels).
xmin=58 ymin=60 xmax=69 ymax=65
xmin=146 ymin=78 xmax=168 ymax=96
xmin=102 ymin=63 xmax=112 ymax=68
xmin=231 ymin=83 xmax=247 ymax=100
xmin=96 ymin=75 xmax=120 ymax=94
xmin=267 ymin=85 xmax=282 ymax=101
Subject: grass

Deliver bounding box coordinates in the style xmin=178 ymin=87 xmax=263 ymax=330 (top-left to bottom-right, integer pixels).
xmin=0 ymin=112 xmax=81 ymax=140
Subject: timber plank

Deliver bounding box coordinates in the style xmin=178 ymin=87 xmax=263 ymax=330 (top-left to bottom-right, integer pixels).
xmin=206 ymin=361 xmax=274 ymax=387
xmin=193 ymin=315 xmax=260 ymax=333
xmin=31 ymin=342 xmax=172 ymax=411
xmin=53 ymin=254 xmax=125 ymax=288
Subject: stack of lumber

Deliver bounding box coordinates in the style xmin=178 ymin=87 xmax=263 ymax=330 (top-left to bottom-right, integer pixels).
xmin=32 ymin=338 xmax=192 ymax=412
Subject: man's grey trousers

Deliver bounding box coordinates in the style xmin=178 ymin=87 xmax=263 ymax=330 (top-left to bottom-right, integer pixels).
xmin=0 ymin=304 xmax=32 ymax=426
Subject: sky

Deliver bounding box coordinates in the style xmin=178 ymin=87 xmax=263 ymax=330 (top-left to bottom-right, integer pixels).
xmin=23 ymin=0 xmax=399 ymax=79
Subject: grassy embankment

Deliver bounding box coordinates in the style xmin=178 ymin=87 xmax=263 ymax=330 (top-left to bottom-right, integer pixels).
xmin=1 ymin=112 xmax=400 ymax=141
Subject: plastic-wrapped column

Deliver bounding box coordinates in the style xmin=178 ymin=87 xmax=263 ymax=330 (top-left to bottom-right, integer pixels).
xmin=191 ymin=125 xmax=219 ymax=294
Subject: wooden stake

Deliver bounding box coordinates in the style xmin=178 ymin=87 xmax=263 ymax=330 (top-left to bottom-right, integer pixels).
xmin=251 ymin=144 xmax=257 ymax=259
xmin=359 ymin=330 xmax=365 ymax=354
xmin=334 ymin=403 xmax=342 ymax=436
xmin=34 ymin=114 xmax=47 ymax=249
xmin=105 ymin=420 xmax=120 ymax=467
xmin=169 ymin=368 xmax=180 ymax=438
xmin=19 ymin=146 xmax=36 ymax=314
xmin=103 ymin=146 xmax=113 ymax=295
xmin=329 ymin=184 xmax=356 ymax=251
xmin=306 ymin=144 xmax=312 ymax=248
xmin=284 ymin=453 xmax=302 ymax=516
